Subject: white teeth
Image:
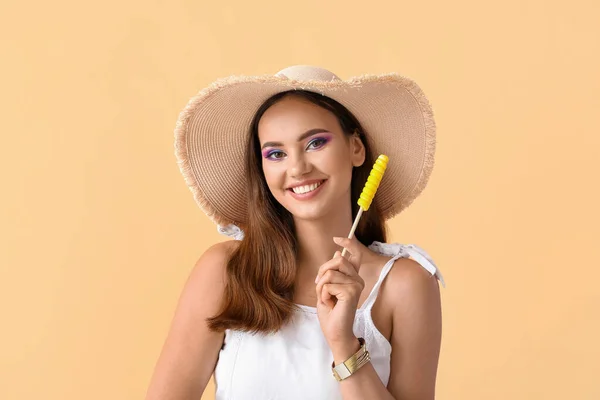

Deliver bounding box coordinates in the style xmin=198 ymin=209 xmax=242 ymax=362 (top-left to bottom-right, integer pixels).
xmin=292 ymin=181 xmax=322 ymax=194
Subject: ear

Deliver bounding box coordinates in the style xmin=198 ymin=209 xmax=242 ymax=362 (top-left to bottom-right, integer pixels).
xmin=350 ymin=132 xmax=366 ymax=167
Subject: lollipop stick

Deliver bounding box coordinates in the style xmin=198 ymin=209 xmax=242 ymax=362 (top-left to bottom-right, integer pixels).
xmin=341 ymin=208 xmax=363 ymax=258
xmin=338 ymin=154 xmax=389 ymax=260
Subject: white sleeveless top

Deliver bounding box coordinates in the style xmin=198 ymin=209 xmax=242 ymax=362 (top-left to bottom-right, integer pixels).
xmin=213 ymin=225 xmax=445 ymax=400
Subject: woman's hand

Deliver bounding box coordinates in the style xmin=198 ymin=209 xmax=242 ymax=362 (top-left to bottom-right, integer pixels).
xmin=315 ymin=236 xmax=366 ymax=355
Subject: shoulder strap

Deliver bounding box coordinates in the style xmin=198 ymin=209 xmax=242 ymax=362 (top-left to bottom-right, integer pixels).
xmin=360 ymin=243 xmax=446 ymax=311
xmin=360 ymin=251 xmax=406 ymax=311
xmin=403 ymin=244 xmax=446 ymax=288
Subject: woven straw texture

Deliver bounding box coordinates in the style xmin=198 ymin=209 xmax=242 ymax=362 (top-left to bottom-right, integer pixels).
xmin=174 ymin=66 xmax=436 ymax=226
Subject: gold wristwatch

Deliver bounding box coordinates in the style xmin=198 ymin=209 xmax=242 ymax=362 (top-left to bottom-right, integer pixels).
xmin=332 ymin=337 xmax=371 ymax=381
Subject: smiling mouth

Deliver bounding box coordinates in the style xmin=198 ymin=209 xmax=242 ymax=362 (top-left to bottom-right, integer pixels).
xmin=287 ymin=180 xmax=326 ymax=195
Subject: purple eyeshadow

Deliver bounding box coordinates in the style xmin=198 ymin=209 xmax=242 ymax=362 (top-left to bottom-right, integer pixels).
xmin=313 ymin=134 xmax=333 ymax=145
xmin=262 ymin=133 xmax=333 ymax=160
xmin=262 ymin=149 xmax=277 ymax=159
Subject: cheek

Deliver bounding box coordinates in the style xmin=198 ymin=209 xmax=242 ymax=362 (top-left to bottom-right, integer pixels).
xmin=261 ymin=163 xmax=283 ymax=190
xmin=327 ymin=154 xmax=355 ymax=188
xmin=320 ymin=148 xmax=353 ymax=175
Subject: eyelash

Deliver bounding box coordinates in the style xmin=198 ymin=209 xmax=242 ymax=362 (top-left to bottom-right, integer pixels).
xmin=265 ymin=137 xmax=329 ymax=160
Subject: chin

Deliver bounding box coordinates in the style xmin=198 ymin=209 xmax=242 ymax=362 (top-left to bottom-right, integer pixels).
xmin=286 ymin=203 xmax=337 ymax=222
xmin=290 ymin=211 xmax=328 ymax=222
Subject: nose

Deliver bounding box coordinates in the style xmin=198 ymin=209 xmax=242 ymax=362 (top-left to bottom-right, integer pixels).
xmin=288 ymin=152 xmax=312 ymax=179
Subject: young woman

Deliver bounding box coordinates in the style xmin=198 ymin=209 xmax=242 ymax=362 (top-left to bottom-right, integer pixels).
xmin=146 ymin=65 xmax=445 ymax=400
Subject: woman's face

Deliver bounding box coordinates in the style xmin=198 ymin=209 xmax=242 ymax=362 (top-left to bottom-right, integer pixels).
xmin=257 ymin=95 xmax=365 ymax=222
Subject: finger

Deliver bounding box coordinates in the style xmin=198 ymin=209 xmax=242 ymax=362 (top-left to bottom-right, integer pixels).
xmin=315 ymin=253 xmax=358 ymax=283
xmin=316 ymin=270 xmax=358 ymax=301
xmin=316 ymin=271 xmax=365 ymax=309
xmin=332 ymin=236 xmax=363 ymax=272
xmin=321 ymin=282 xmax=362 ymax=305
xmin=319 ymin=288 xmax=335 ymax=309
xmin=341 ymin=247 xmax=352 ymax=259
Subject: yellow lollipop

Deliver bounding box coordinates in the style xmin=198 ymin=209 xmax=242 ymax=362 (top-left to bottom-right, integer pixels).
xmin=340 ymin=154 xmax=389 ymax=258
xmin=357 ymin=154 xmax=389 ymax=211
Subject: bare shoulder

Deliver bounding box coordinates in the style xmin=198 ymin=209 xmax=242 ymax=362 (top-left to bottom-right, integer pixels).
xmin=179 ymin=240 xmax=242 ymax=331
xmin=183 ymin=240 xmax=240 ymax=305
xmin=208 ymin=238 xmax=241 ymax=256
xmin=383 ymin=256 xmax=442 ymax=399
xmin=144 ymin=240 xmax=240 ymax=400
xmin=190 ymin=240 xmax=239 ymax=281
xmin=380 ymin=256 xmax=442 ymax=317
xmin=387 ymin=256 xmax=440 ymax=291
xmin=198 ymin=239 xmax=240 ymax=266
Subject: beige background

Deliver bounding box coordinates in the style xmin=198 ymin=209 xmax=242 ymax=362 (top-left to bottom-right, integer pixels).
xmin=2 ymin=0 xmax=599 ymax=399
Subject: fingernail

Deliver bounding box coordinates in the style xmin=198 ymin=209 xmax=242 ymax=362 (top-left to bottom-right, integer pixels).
xmin=333 ymin=237 xmax=343 ymax=243
xmin=315 ymin=275 xmax=319 ymax=284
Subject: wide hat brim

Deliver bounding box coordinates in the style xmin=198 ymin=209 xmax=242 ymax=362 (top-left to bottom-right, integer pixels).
xmin=174 ymin=65 xmax=436 ymax=227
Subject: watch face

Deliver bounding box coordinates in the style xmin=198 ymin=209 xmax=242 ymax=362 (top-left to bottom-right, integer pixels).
xmin=331 ymin=338 xmax=370 ymax=381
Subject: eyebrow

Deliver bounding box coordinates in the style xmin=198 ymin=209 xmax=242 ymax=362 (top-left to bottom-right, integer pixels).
xmin=260 ymin=128 xmax=330 ymax=150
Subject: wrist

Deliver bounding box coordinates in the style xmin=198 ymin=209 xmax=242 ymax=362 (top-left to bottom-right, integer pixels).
xmin=330 ymin=336 xmax=361 ymax=364
xmin=331 ymin=337 xmax=371 ymax=382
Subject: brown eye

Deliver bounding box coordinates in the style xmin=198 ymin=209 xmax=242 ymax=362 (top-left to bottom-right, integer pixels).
xmin=267 ymin=150 xmax=285 ymax=160
xmin=307 ymin=138 xmax=327 ymax=150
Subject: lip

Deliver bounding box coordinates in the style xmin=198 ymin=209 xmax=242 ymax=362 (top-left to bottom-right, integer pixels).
xmin=287 ymin=179 xmax=327 ymax=201
xmin=286 ymin=179 xmax=326 ymax=190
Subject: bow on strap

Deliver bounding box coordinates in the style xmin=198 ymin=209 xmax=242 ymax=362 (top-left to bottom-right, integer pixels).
xmin=216 ymin=228 xmax=446 ymax=288
xmin=369 ymin=241 xmax=446 ymax=288
xmin=217 ymin=224 xmax=245 ymax=241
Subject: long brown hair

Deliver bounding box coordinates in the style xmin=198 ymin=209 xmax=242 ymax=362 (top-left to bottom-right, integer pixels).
xmin=207 ymin=90 xmax=387 ymax=333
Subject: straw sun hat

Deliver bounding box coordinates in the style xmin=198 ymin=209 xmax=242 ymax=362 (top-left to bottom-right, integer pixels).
xmin=174 ymin=65 xmax=436 ymax=229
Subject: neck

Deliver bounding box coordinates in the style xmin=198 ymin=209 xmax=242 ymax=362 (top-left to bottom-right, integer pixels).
xmin=294 ymin=202 xmax=355 ymax=276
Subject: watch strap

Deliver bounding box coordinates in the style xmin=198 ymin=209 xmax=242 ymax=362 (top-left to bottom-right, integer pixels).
xmin=332 ymin=337 xmax=371 ymax=381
